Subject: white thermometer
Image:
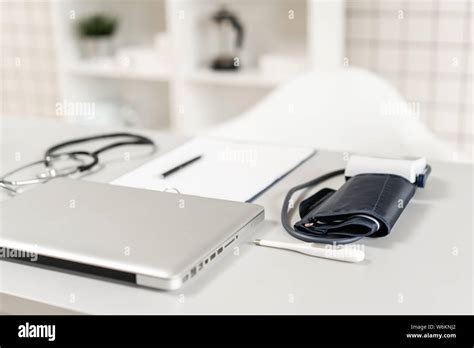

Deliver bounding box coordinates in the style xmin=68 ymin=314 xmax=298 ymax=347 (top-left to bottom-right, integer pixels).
xmin=253 ymin=239 xmax=365 ymax=263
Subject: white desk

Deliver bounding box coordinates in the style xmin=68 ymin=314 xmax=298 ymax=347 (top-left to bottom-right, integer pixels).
xmin=0 ymin=117 xmax=472 ymax=314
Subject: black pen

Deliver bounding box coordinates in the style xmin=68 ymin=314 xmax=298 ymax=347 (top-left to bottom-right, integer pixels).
xmin=160 ymin=155 xmax=202 ymax=178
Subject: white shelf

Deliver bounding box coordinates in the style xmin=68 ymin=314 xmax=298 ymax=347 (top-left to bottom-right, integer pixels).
xmin=68 ymin=59 xmax=170 ymax=82
xmin=53 ymin=0 xmax=344 ymax=131
xmin=68 ymin=63 xmax=288 ymax=87
xmin=184 ymin=68 xmax=291 ymax=88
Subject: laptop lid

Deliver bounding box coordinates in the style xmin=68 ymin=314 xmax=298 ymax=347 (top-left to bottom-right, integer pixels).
xmin=0 ymin=179 xmax=264 ymax=290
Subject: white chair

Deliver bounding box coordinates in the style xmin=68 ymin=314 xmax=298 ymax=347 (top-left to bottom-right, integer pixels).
xmin=207 ymin=67 xmax=456 ymax=161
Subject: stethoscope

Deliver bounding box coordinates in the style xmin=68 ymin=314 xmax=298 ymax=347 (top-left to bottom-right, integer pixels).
xmin=0 ymin=133 xmax=155 ymax=195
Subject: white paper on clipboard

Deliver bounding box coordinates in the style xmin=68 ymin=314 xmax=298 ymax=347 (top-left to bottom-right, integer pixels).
xmin=111 ymin=137 xmax=315 ymax=202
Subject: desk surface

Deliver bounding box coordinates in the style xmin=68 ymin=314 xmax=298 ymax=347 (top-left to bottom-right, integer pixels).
xmin=0 ymin=117 xmax=472 ymax=314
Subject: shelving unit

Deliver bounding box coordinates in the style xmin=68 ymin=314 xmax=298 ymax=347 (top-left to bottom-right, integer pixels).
xmin=68 ymin=60 xmax=170 ymax=82
xmin=51 ymin=0 xmax=345 ymax=132
xmin=184 ymin=68 xmax=288 ymax=87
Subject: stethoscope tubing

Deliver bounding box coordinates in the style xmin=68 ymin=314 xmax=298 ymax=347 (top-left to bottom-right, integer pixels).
xmin=0 ymin=133 xmax=155 ymax=189
xmin=44 ymin=133 xmax=155 ymax=172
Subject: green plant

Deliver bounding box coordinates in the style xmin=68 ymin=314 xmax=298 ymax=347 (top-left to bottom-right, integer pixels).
xmin=77 ymin=14 xmax=118 ymax=38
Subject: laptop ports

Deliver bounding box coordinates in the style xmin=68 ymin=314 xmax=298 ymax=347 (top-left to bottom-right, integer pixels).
xmin=190 ymin=267 xmax=197 ymax=277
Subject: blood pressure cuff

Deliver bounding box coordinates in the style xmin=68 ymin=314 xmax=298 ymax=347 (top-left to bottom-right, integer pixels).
xmin=294 ymin=174 xmax=417 ymax=238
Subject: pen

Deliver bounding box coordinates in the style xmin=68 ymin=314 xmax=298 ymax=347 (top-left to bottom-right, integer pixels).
xmin=161 ymin=155 xmax=202 ymax=178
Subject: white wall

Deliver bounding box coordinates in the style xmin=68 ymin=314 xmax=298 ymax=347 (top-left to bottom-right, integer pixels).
xmin=346 ymin=0 xmax=473 ymax=156
xmin=0 ymin=1 xmax=59 ymax=118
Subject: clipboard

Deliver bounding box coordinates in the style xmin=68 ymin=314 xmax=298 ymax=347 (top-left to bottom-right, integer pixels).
xmin=111 ymin=137 xmax=315 ymax=202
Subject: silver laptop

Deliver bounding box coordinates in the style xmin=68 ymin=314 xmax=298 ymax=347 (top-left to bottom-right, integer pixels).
xmin=0 ymin=179 xmax=264 ymax=290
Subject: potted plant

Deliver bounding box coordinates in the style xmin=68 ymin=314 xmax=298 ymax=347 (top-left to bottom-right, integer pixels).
xmin=77 ymin=13 xmax=118 ymax=59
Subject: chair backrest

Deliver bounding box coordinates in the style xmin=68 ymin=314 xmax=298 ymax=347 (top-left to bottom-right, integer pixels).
xmin=209 ymin=68 xmax=455 ymax=160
